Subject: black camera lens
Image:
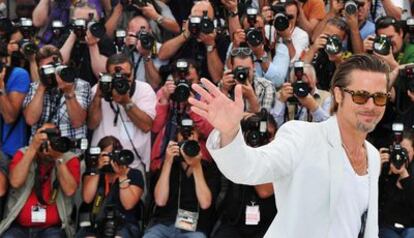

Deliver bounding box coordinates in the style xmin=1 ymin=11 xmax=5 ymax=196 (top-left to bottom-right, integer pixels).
xmin=137 ymin=29 xmax=155 ymax=50
xmin=112 ymin=76 xmax=130 ymax=95
xmin=89 ymin=21 xmax=106 ymax=39
xmin=273 ymin=13 xmax=289 ymax=31
xmin=20 ymin=39 xmax=38 ymax=56
xmin=55 ymin=65 xmax=76 ymax=83
xmin=233 ymin=66 xmax=249 ymax=83
xmin=324 ymin=35 xmax=342 ymax=55
xmin=200 ymin=18 xmax=214 ymax=34
xmin=292 ymin=81 xmax=310 ymax=97
xmin=373 ymin=34 xmax=391 ymax=55
xmin=390 ymin=144 xmax=408 ymax=169
xmin=181 ymin=140 xmax=200 ymax=157
xmin=172 ymin=79 xmax=191 ymax=102
xmin=344 ymin=0 xmax=358 ymax=14
xmin=245 ymin=28 xmax=263 ymax=47
xmin=113 ymin=149 xmax=134 ymax=166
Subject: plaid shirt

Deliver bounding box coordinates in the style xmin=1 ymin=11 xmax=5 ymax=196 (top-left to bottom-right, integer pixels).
xmin=23 ymin=78 xmax=91 ymax=140
xmin=253 ymin=76 xmax=276 ymax=112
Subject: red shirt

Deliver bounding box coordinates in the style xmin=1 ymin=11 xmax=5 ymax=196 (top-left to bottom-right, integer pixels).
xmin=9 ymin=151 xmax=80 ymax=228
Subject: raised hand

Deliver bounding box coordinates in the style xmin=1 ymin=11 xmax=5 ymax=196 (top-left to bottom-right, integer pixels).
xmin=189 ymin=78 xmax=244 ymax=139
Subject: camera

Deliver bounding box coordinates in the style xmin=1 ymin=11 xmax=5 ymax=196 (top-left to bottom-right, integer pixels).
xmin=98 ymin=67 xmax=131 ymax=101
xmin=241 ymin=108 xmax=270 ymax=147
xmin=388 ymin=123 xmax=409 ymax=169
xmin=188 ymin=11 xmax=214 ymax=37
xmin=39 ymin=59 xmax=76 ymax=89
xmin=405 ymin=18 xmax=414 ymax=43
xmin=114 ymin=29 xmax=126 ymax=52
xmin=120 ymin=0 xmax=149 ymax=7
xmin=19 ymin=38 xmax=38 ymax=56
xmin=17 ymin=18 xmax=35 ymax=40
xmin=101 ymin=149 xmax=135 ymax=173
xmin=98 ymin=204 xmax=124 ymax=238
xmin=233 ymin=66 xmax=249 ymax=84
xmin=176 ymin=119 xmax=201 ymax=158
xmin=72 ymin=14 xmax=106 ymax=40
xmin=324 ymin=35 xmax=342 ymax=55
xmin=171 ymin=59 xmax=191 ymax=103
xmin=271 ymin=2 xmax=290 ymax=32
xmin=52 ymin=20 xmax=65 ymax=39
xmin=41 ymin=128 xmax=88 ymax=153
xmin=245 ymin=27 xmax=263 ymax=47
xmin=292 ymin=61 xmax=310 ymax=98
xmin=137 ymin=27 xmax=155 ymax=50
xmin=246 ymin=7 xmax=258 ymax=26
xmin=343 ymin=0 xmax=358 ymax=15
xmin=399 ymin=64 xmax=414 ymax=92
xmin=84 ymin=147 xmax=101 ymax=175
xmin=99 ymin=73 xmax=113 ymax=101
xmin=373 ymin=34 xmax=391 ymax=55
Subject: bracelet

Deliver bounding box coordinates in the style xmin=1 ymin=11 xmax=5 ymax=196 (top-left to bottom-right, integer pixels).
xmin=143 ymin=55 xmax=152 ymax=63
xmin=119 ymin=178 xmax=131 ymax=184
xmin=123 ymin=102 xmax=135 ymax=112
xmin=156 ymin=15 xmax=164 ymax=25
xmin=120 ymin=184 xmax=130 ymax=189
xmin=182 ymin=31 xmax=190 ymax=40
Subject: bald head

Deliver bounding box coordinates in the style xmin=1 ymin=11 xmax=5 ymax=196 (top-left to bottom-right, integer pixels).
xmin=191 ymin=1 xmax=214 ymax=19
xmin=127 ymin=16 xmax=151 ymax=34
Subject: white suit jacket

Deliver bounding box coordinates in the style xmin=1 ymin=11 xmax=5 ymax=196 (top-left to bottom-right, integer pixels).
xmin=206 ymin=116 xmax=380 ymax=238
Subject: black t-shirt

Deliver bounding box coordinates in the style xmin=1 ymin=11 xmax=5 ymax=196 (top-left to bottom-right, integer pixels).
xmin=312 ymin=50 xmax=336 ymax=91
xmin=218 ymin=180 xmax=277 ymax=238
xmin=167 ymin=0 xmax=195 ymax=27
xmin=68 ymin=36 xmax=115 ymax=86
xmin=151 ymin=159 xmax=221 ymax=234
xmin=171 ymin=34 xmax=230 ymax=81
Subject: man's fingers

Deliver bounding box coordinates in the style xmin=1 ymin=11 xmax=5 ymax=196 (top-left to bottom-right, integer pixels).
xmin=188 ymin=97 xmax=209 ymax=111
xmin=191 ymin=106 xmax=209 ymax=119
xmin=192 ymin=82 xmax=213 ymax=102
xmin=234 ymin=84 xmax=244 ymax=108
xmin=200 ymin=78 xmax=222 ymax=98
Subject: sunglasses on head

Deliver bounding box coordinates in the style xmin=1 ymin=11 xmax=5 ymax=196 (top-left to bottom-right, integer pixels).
xmin=230 ymin=47 xmax=253 ymax=57
xmin=342 ymin=88 xmax=389 ymax=106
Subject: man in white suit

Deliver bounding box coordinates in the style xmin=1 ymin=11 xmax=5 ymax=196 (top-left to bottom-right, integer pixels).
xmin=188 ymin=54 xmax=390 ymax=238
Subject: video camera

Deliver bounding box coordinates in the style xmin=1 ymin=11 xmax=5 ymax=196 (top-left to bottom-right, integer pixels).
xmin=244 ymin=8 xmax=263 ymax=47
xmin=41 ymin=128 xmax=88 ymax=153
xmin=71 ymin=13 xmax=106 ymax=40
xmin=99 ymin=67 xmax=131 ymax=102
xmin=324 ymin=35 xmax=342 ymax=55
xmin=388 ymin=123 xmax=409 ymax=169
xmin=171 ymin=59 xmax=191 ymax=103
xmin=136 ymin=27 xmax=155 ymax=50
xmin=39 ymin=57 xmax=76 ymax=89
xmin=188 ymin=10 xmax=214 ymax=37
xmin=241 ymin=108 xmax=270 ymax=147
xmin=176 ymin=118 xmax=201 ymax=159
xmin=271 ymin=1 xmax=290 ymax=32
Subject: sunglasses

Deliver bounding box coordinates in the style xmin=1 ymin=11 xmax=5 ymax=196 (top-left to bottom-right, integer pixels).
xmin=342 ymin=88 xmax=389 ymax=106
xmin=230 ymin=47 xmax=253 ymax=57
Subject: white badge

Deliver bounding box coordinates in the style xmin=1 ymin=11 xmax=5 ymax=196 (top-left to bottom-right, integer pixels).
xmin=31 ymin=205 xmax=46 ymax=223
xmin=175 ymin=208 xmax=199 ymax=231
xmin=245 ymin=204 xmax=260 ymax=225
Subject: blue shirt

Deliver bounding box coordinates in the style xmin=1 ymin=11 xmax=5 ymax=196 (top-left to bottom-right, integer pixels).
xmin=2 ymin=67 xmax=30 ymax=158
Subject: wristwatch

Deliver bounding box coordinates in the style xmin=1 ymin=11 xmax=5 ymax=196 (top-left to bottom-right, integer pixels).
xmin=258 ymin=53 xmax=269 ymax=63
xmin=143 ymin=55 xmax=152 ymax=63
xmin=123 ymin=102 xmax=135 ymax=112
xmin=206 ymin=44 xmax=216 ymax=53
xmin=229 ymin=10 xmax=238 ymax=18
xmin=156 ymin=15 xmax=164 ymax=25
xmin=283 ymin=37 xmax=292 ymax=44
xmin=56 ymin=158 xmax=64 ymax=165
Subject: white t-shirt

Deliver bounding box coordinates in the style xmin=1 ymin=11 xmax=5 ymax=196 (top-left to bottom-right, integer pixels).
xmin=328 ymin=153 xmax=370 ymax=238
xmin=370 ymin=0 xmax=412 ymax=21
xmin=91 ymin=81 xmax=156 ymax=171
xmin=290 ymin=27 xmax=310 ymax=62
xmin=132 ymin=42 xmax=168 ymax=84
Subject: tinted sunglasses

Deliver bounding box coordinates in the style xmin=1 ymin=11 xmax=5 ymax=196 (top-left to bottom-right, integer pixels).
xmin=230 ymin=47 xmax=253 ymax=57
xmin=342 ymin=88 xmax=389 ymax=106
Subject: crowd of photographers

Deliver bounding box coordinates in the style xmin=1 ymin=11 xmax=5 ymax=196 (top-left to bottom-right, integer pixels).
xmin=0 ymin=0 xmax=413 ymax=237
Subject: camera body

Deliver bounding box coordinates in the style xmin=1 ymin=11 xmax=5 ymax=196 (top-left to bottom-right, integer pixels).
xmin=19 ymin=38 xmax=38 ymax=56
xmin=373 ymin=34 xmax=391 ymax=55
xmin=101 ymin=149 xmax=135 ymax=173
xmin=171 ymin=59 xmax=191 ymax=103
xmin=245 ymin=27 xmax=263 ymax=47
xmin=176 ymin=119 xmax=201 ymax=159
xmin=16 ymin=18 xmax=38 ymax=57
xmin=188 ymin=11 xmax=214 ymax=37
xmin=388 ymin=123 xmax=409 ymax=169
xmin=114 ymin=29 xmax=126 ymax=52
xmin=120 ymin=0 xmax=149 ymax=7
xmin=72 ymin=14 xmax=106 ymax=40
xmin=271 ymin=2 xmax=290 ymax=32
xmin=232 ymin=66 xmax=249 ymax=84
xmin=399 ymin=64 xmax=414 ymax=92
xmin=292 ymin=61 xmax=310 ymax=98
xmin=52 ymin=20 xmax=65 ymax=39
xmin=84 ymin=147 xmax=101 ymax=175
xmin=98 ymin=67 xmax=131 ymax=101
xmin=98 ymin=204 xmax=124 ymax=238
xmin=41 ymin=128 xmax=88 ymax=153
xmin=241 ymin=109 xmax=270 ymax=147
xmin=137 ymin=27 xmax=155 ymax=50
xmin=324 ymin=35 xmax=342 ymax=55
xmin=39 ymin=59 xmax=76 ymax=89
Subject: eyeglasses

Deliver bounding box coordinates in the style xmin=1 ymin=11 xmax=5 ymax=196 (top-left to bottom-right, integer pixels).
xmin=230 ymin=47 xmax=253 ymax=57
xmin=342 ymin=88 xmax=389 ymax=106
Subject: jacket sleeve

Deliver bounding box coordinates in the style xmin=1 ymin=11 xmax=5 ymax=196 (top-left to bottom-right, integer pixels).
xmin=206 ymin=120 xmax=308 ymax=185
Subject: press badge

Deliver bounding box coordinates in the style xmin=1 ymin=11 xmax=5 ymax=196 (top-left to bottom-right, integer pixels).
xmin=175 ymin=208 xmax=199 ymax=231
xmin=245 ymin=203 xmax=260 ymax=225
xmin=31 ymin=205 xmax=46 ymax=223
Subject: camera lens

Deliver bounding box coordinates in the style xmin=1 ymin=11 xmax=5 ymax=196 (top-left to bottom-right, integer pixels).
xmin=172 ymin=79 xmax=191 ymax=102
xmin=344 ymin=0 xmax=358 ymax=14
xmin=273 ymin=13 xmax=289 ymax=31
xmin=292 ymin=81 xmax=310 ymax=97
xmin=245 ymin=28 xmax=263 ymax=47
xmin=324 ymin=35 xmax=342 ymax=55
xmin=181 ymin=140 xmax=200 ymax=157
xmin=373 ymin=35 xmax=391 ymax=55
xmin=112 ymin=77 xmax=130 ymax=95
xmin=89 ymin=22 xmax=106 ymax=39
xmin=56 ymin=65 xmax=76 ymax=83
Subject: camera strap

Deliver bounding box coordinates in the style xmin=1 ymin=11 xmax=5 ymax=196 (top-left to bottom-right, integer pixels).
xmin=175 ymin=169 xmax=199 ymax=231
xmin=91 ymin=174 xmax=108 ymax=222
xmin=131 ymin=52 xmax=143 ymax=80
xmin=92 ymin=177 xmax=119 ymax=226
xmin=33 ymin=161 xmax=59 ymax=205
xmin=118 ymin=108 xmax=144 ymax=167
xmin=46 ymin=89 xmax=63 ymax=124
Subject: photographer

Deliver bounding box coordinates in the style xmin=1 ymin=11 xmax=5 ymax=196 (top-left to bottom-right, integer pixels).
xmin=303 ymin=17 xmax=348 ymax=91
xmin=271 ymin=62 xmax=331 ymax=126
xmin=104 ymin=0 xmax=180 ymax=42
xmin=296 ymin=0 xmax=326 ymax=35
xmin=378 ymin=128 xmax=414 ymax=238
xmin=23 ymin=45 xmax=90 ymax=140
xmin=144 ymin=126 xmax=220 ymax=238
xmin=89 ymin=53 xmax=156 ymax=171
xmin=0 ymin=123 xmax=80 ymax=238
xmin=0 ymin=54 xmax=30 ymax=159
xmin=158 ymin=1 xmax=230 ymax=83
xmin=220 ymin=47 xmax=275 ymax=113
xmin=227 ymin=7 xmax=289 ymax=87
xmin=124 ymin=16 xmax=167 ymax=90
xmin=78 ymin=136 xmax=144 ymax=238
xmin=211 ymin=110 xmax=277 ymax=238
xmin=59 ymin=2 xmax=115 ymax=86
xmin=151 ymin=58 xmax=213 ymax=172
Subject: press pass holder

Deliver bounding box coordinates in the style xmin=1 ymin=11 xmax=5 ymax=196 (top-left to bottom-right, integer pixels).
xmin=174 ymin=171 xmax=199 ymax=231
xmin=31 ymin=204 xmax=47 ymax=223
xmin=245 ymin=201 xmax=260 ymax=225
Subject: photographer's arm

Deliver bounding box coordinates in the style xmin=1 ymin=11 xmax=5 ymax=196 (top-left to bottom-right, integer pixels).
xmin=154 ymin=158 xmax=174 ymax=206
xmin=0 ymin=172 xmax=6 ymax=196
xmin=60 ymin=32 xmax=77 ymax=65
xmin=87 ymin=93 xmax=103 ymax=130
xmin=0 ymin=68 xmax=28 ymax=123
xmin=64 ymin=90 xmax=87 ymax=129
xmin=124 ymin=103 xmax=153 ymax=133
xmin=23 ymin=84 xmax=45 ymax=126
xmin=56 ymin=159 xmax=79 ymax=197
xmin=82 ymin=174 xmax=99 ymax=203
xmin=28 ymin=56 xmax=40 ymax=82
xmin=105 ymin=4 xmax=124 ymax=39
xmin=297 ymin=8 xmax=320 ymax=36
xmin=119 ymin=174 xmax=143 ymax=210
xmin=207 ymin=46 xmax=225 ymax=84
xmin=158 ymin=33 xmax=188 ymax=61
xmin=193 ymin=162 xmax=212 ymax=209
xmin=87 ymin=32 xmax=108 ymax=78
xmin=144 ymin=59 xmax=162 ymax=89
xmin=382 ymin=0 xmax=403 ymax=20
xmin=32 ymin=0 xmax=50 ymax=28
xmin=254 ymin=183 xmax=274 ymax=199
xmin=9 ymin=143 xmax=39 ymax=188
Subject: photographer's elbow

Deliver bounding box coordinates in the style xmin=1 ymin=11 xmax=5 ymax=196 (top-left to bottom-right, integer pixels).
xmin=64 ymin=187 xmax=77 ymax=197
xmin=154 ymin=197 xmax=167 ymax=207
xmin=199 ymin=200 xmax=211 ymax=210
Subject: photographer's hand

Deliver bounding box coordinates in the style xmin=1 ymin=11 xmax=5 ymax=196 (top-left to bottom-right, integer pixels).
xmin=0 ymin=66 xmax=5 ymax=90
xmin=374 ymin=46 xmax=399 ymax=70
xmin=310 ymin=33 xmax=328 ymax=52
xmin=297 ymin=94 xmax=318 ymax=112
xmin=407 ymin=90 xmax=414 ymax=103
xmin=165 ymin=141 xmax=179 ymax=163
xmin=390 ymin=163 xmax=410 ymax=180
xmin=111 ymin=160 xmax=129 ymax=180
xmin=221 ymin=0 xmax=237 ymax=12
xmin=85 ymin=29 xmax=100 ymax=46
xmin=279 ymin=82 xmax=294 ymax=103
xmin=329 ymin=0 xmax=344 ymax=15
xmin=137 ymin=3 xmax=160 ymax=21
xmin=241 ymin=80 xmax=260 ymax=113
xmin=112 ymin=90 xmax=131 ymax=106
xmin=97 ymin=153 xmax=110 ymax=169
xmin=136 ymin=40 xmax=151 ymax=57
xmin=220 ymin=70 xmax=236 ymax=94
xmin=199 ymin=31 xmax=217 ymax=47
xmin=232 ymin=29 xmax=246 ymax=48
xmin=56 ymin=74 xmax=75 ymax=95
xmin=159 ymin=79 xmax=176 ymax=104
xmin=363 ymin=35 xmax=375 ymax=52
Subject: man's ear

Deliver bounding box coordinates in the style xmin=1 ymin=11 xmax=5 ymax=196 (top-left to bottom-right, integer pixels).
xmin=333 ymin=86 xmax=343 ymax=105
